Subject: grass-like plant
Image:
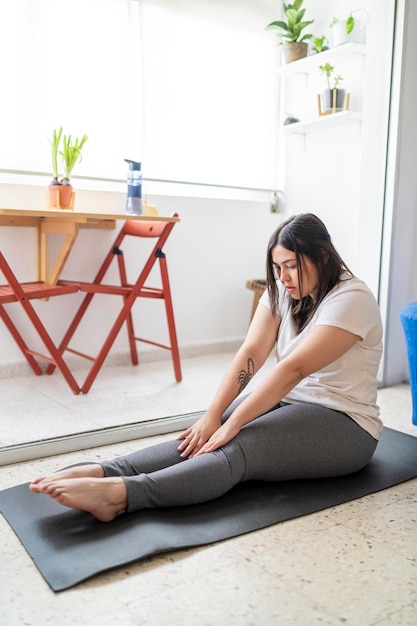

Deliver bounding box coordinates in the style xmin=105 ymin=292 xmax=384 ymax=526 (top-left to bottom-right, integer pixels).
xmin=50 ymin=127 xmax=63 ymax=183
xmin=60 ymin=133 xmax=89 ymax=183
xmin=49 ymin=129 xmax=88 ymax=185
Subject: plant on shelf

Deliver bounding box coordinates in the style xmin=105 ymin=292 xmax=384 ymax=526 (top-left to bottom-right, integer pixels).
xmin=266 ymin=0 xmax=314 ymax=64
xmin=330 ymin=10 xmax=367 ymax=47
xmin=310 ymin=34 xmax=329 ymax=55
xmin=320 ymin=63 xmax=343 ymax=90
xmin=330 ymin=15 xmax=355 ymax=35
xmin=318 ymin=63 xmax=348 ymax=115
xmin=48 ymin=128 xmax=88 ymax=210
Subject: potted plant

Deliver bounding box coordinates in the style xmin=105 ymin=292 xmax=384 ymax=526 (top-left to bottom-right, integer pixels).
xmin=330 ymin=10 xmax=367 ymax=47
xmin=318 ymin=63 xmax=347 ymax=114
xmin=266 ymin=0 xmax=314 ymax=64
xmin=47 ymin=128 xmax=88 ymax=210
xmin=309 ymin=35 xmax=329 ymax=55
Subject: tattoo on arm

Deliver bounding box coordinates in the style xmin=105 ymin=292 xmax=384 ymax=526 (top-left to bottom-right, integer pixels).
xmin=237 ymin=358 xmax=255 ymax=393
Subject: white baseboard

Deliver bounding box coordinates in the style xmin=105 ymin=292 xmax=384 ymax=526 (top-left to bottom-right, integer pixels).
xmin=0 ymin=337 xmax=243 ymax=380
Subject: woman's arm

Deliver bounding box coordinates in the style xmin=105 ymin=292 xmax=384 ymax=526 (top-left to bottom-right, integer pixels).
xmin=194 ymin=324 xmax=360 ymax=455
xmin=177 ymin=303 xmax=280 ymax=457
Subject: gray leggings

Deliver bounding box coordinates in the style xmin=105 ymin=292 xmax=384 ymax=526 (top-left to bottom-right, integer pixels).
xmin=101 ymin=396 xmax=378 ymax=513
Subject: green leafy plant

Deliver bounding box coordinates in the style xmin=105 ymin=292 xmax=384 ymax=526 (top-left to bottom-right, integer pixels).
xmin=312 ymin=35 xmax=329 ymax=53
xmin=49 ymin=129 xmax=88 ymax=185
xmin=60 ymin=134 xmax=89 ymax=184
xmin=330 ymin=14 xmax=355 ymax=34
xmin=266 ymin=0 xmax=314 ymax=44
xmin=319 ymin=63 xmax=343 ymax=90
xmin=346 ymin=15 xmax=355 ymax=34
xmin=50 ymin=127 xmax=63 ymax=184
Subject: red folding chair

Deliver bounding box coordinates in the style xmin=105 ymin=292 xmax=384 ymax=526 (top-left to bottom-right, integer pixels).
xmin=47 ymin=213 xmax=182 ymax=393
xmin=0 ymin=250 xmax=81 ymax=394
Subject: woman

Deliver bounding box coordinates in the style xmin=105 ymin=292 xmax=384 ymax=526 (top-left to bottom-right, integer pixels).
xmin=30 ymin=213 xmax=383 ymax=522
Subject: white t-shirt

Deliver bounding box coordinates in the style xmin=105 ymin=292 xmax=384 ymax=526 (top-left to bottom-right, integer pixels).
xmin=259 ymin=275 xmax=383 ymax=439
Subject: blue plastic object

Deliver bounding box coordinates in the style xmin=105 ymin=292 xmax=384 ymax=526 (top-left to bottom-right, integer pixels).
xmin=400 ymin=301 xmax=417 ymax=425
xmin=124 ymin=159 xmax=142 ymax=215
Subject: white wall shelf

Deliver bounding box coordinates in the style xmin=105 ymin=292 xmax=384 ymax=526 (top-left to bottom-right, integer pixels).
xmin=280 ymin=111 xmax=362 ymax=135
xmin=277 ymin=43 xmax=366 ymax=76
xmin=278 ymin=42 xmax=365 ymax=136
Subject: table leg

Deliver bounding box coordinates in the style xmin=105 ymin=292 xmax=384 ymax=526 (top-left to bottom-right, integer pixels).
xmin=38 ymin=221 xmax=79 ymax=285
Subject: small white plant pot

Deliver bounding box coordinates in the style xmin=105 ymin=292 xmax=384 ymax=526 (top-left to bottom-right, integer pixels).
xmin=332 ymin=19 xmax=367 ymax=47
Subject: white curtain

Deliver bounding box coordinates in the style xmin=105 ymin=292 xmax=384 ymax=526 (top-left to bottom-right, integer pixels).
xmin=0 ymin=0 xmax=130 ymax=180
xmin=139 ymin=0 xmax=280 ymax=189
xmin=0 ymin=0 xmax=279 ymax=190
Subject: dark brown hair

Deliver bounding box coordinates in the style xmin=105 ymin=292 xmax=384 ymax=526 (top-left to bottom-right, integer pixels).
xmin=266 ymin=213 xmax=353 ymax=333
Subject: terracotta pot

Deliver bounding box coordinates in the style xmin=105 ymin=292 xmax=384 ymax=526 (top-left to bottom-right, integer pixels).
xmin=283 ymin=42 xmax=308 ymax=64
xmin=47 ymin=184 xmax=75 ymax=210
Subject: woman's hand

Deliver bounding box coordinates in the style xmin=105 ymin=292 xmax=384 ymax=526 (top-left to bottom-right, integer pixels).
xmin=177 ymin=413 xmax=221 ymax=458
xmin=193 ymin=420 xmax=241 ymax=457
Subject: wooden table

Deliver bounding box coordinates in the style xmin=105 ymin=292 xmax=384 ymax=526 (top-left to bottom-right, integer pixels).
xmin=0 ymin=207 xmax=180 ymax=393
xmin=0 ymin=207 xmax=179 ymax=285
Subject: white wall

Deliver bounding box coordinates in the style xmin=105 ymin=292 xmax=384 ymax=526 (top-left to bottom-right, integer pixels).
xmin=0 ymin=182 xmax=280 ymax=373
xmin=278 ymin=0 xmax=417 ymax=386
xmin=1 ymin=0 xmax=416 ymax=387
xmin=280 ymin=0 xmax=393 ymax=297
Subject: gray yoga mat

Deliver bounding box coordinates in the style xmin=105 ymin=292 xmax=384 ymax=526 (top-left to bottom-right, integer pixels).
xmin=1 ymin=426 xmax=416 ymax=592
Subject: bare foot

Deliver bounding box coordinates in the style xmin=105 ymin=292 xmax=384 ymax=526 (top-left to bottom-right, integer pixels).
xmin=32 ymin=476 xmax=127 ymax=522
xmin=30 ymin=463 xmax=104 ymax=493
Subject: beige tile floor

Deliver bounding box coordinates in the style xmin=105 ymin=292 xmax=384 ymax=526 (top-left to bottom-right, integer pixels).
xmin=0 ymin=354 xmax=416 ymax=626
xmin=0 ymin=353 xmax=239 ymax=448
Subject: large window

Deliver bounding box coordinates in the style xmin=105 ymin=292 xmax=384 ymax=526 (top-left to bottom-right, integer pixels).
xmin=0 ymin=0 xmax=279 ymax=190
xmin=0 ymin=0 xmax=129 ymax=180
